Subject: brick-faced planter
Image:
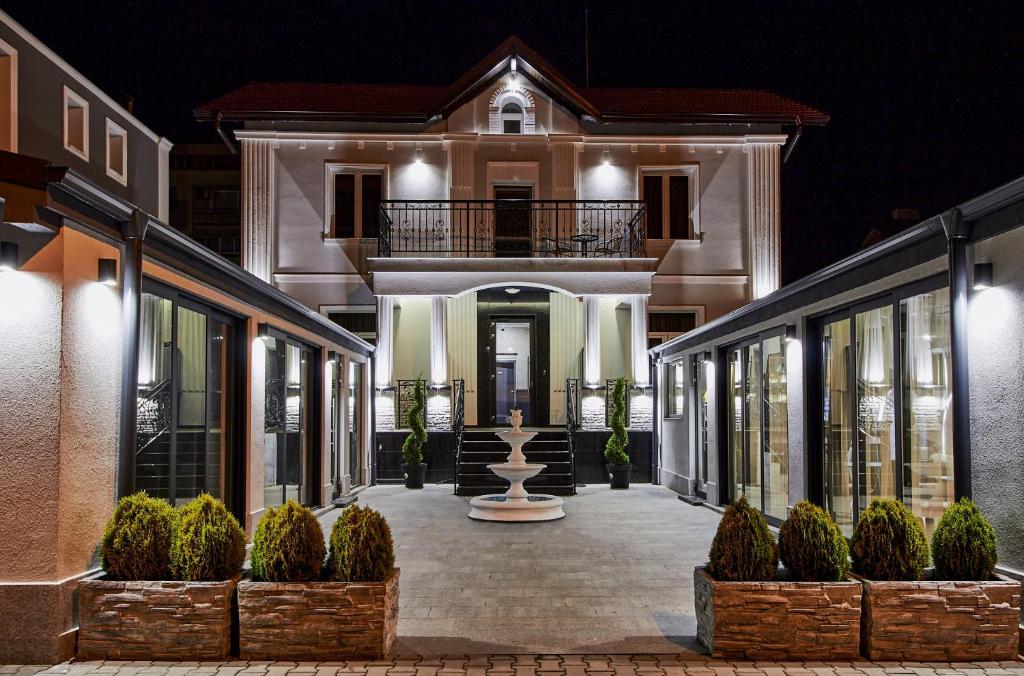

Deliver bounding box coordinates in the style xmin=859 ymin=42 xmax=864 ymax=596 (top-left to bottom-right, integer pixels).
xmin=238 ymin=568 xmax=399 ymax=660
xmin=77 ymin=577 xmax=237 ymax=660
xmin=694 ymin=566 xmax=862 ymax=659
xmin=859 ymin=573 xmax=1021 ymax=661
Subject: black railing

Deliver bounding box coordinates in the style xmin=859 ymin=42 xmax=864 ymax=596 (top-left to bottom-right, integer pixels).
xmin=378 ymin=200 xmax=646 ymax=258
xmin=137 ymin=378 xmax=171 ymax=455
xmin=452 ymin=379 xmax=465 ymax=495
xmin=566 ymin=378 xmax=580 ymax=495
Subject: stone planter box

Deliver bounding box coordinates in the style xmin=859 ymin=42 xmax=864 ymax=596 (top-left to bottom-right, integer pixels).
xmin=77 ymin=577 xmax=237 ymax=660
xmin=694 ymin=566 xmax=862 ymax=659
xmin=238 ymin=568 xmax=399 ymax=660
xmin=859 ymin=573 xmax=1021 ymax=661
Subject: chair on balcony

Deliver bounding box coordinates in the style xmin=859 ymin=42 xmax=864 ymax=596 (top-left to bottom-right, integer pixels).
xmin=541 ymin=237 xmax=574 ymax=257
xmin=594 ymin=236 xmax=624 ymax=257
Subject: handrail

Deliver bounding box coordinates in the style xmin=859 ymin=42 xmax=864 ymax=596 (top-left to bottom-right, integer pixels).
xmin=136 ymin=378 xmax=171 ymax=455
xmin=452 ymin=379 xmax=465 ymax=495
xmin=566 ymin=378 xmax=579 ymax=495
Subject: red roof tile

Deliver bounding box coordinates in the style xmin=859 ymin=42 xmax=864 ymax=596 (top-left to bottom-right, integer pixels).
xmin=583 ymin=87 xmax=829 ymax=125
xmin=195 ymin=83 xmax=449 ymax=120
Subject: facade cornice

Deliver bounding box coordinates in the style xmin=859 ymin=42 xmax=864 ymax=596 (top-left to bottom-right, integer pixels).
xmin=653 ymin=274 xmax=750 ymax=284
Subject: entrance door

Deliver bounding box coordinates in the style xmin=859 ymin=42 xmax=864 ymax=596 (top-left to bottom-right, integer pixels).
xmin=493 ymin=185 xmax=533 ymax=257
xmin=490 ymin=319 xmax=534 ymax=425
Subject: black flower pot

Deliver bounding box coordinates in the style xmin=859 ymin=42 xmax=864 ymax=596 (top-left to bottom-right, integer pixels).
xmin=609 ymin=463 xmax=632 ymax=489
xmin=403 ymin=463 xmax=427 ymax=489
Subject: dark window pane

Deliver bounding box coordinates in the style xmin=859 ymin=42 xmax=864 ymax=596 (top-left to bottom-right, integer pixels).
xmin=327 ymin=312 xmax=377 ymax=334
xmin=333 ymin=173 xmax=355 ymax=238
xmin=669 ymin=175 xmax=690 ymax=239
xmin=503 ymin=119 xmax=521 ymax=134
xmin=643 ymin=175 xmax=662 ymax=239
xmin=361 ymin=174 xmax=382 ymax=239
xmin=648 ymin=312 xmax=696 ymax=333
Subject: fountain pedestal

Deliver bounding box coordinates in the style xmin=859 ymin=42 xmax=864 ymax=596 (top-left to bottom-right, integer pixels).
xmin=467 ymin=429 xmax=565 ymax=522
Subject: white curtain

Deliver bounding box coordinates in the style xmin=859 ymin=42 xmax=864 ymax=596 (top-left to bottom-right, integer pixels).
xmin=375 ymin=296 xmax=395 ymax=387
xmin=583 ymin=296 xmax=601 ymax=386
xmin=430 ymin=296 xmax=448 ymax=386
xmin=904 ymin=294 xmax=934 ymax=386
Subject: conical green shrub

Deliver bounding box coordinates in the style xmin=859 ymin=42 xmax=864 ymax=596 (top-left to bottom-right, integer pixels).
xmin=169 ymin=494 xmax=246 ymax=581
xmin=402 ymin=377 xmax=427 ymax=465
xmin=779 ymin=500 xmax=849 ymax=581
xmin=851 ymin=498 xmax=929 ymax=580
xmin=250 ymin=500 xmax=325 ymax=582
xmin=100 ymin=492 xmax=175 ymax=580
xmin=707 ymin=495 xmax=778 ymax=581
xmin=327 ymin=504 xmax=396 ymax=582
xmin=604 ymin=377 xmax=630 ymax=465
xmin=931 ymin=497 xmax=997 ymax=581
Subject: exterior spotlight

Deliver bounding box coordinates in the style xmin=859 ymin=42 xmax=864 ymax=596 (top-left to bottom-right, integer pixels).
xmin=414 ymin=143 xmax=424 ymax=163
xmin=974 ymin=262 xmax=993 ymax=290
xmin=602 ymin=147 xmax=611 ymax=165
xmin=785 ymin=324 xmax=798 ymax=342
xmin=510 ymin=57 xmax=517 ymax=74
xmin=97 ymin=258 xmax=118 ymax=286
xmin=504 ymin=287 xmax=520 ymax=295
xmin=0 ymin=241 xmax=19 ymax=271
xmin=257 ymin=322 xmax=271 ymax=340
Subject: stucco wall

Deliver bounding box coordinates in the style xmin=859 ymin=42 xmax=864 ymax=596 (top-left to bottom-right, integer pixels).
xmin=969 ymin=230 xmax=1024 ymax=572
xmin=599 ymin=297 xmax=631 ymax=382
xmin=392 ymin=296 xmax=431 ymax=382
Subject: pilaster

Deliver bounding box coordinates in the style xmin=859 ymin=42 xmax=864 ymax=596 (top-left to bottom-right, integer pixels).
xmin=241 ymin=138 xmax=276 ymax=283
xmin=747 ymin=142 xmax=782 ymax=299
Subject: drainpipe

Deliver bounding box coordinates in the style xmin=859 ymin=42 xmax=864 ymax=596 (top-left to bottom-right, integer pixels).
xmin=782 ymin=118 xmax=803 ymax=164
xmin=941 ymin=207 xmax=973 ymax=499
xmin=215 ymin=113 xmax=239 ymax=155
xmin=116 ymin=209 xmax=149 ymax=498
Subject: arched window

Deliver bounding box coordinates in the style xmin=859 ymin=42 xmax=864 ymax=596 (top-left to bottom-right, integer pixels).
xmin=500 ymin=102 xmax=523 ymax=134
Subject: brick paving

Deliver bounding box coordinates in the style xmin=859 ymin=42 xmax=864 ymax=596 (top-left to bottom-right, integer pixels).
xmin=4 ymin=656 xmax=1023 ymax=676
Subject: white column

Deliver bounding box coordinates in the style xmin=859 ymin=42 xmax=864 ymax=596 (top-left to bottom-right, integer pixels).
xmin=430 ymin=295 xmax=448 ymax=386
xmin=747 ymin=142 xmax=782 ymax=299
xmin=241 ymin=138 xmax=276 ymax=283
xmin=375 ymin=296 xmax=395 ymax=386
xmin=583 ymin=295 xmax=601 ymax=386
xmin=630 ymin=295 xmax=649 ymax=385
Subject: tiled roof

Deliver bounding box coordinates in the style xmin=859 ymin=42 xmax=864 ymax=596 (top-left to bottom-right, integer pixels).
xmin=195 ymin=36 xmax=828 ymax=126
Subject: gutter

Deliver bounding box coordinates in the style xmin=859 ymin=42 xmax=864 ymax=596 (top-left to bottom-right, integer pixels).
xmin=782 ymin=120 xmax=803 ymax=163
xmin=214 ymin=113 xmax=238 ymax=155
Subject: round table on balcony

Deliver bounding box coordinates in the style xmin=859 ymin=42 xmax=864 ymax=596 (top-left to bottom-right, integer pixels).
xmin=570 ymin=233 xmax=599 ymax=257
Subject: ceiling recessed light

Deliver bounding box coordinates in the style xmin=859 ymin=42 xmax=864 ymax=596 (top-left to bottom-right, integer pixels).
xmin=505 ymin=287 xmax=520 ymax=295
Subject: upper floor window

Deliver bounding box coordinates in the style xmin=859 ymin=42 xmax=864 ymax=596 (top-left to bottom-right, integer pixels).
xmin=501 ymin=102 xmax=523 ymax=134
xmin=0 ymin=38 xmax=17 ymax=153
xmin=105 ymin=119 xmax=128 ymax=185
xmin=325 ymin=165 xmax=385 ymax=239
xmin=62 ymin=86 xmax=89 ymax=161
xmin=641 ymin=167 xmax=700 ymax=239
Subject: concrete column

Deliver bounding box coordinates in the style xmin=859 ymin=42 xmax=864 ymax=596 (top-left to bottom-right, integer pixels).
xmin=375 ymin=295 xmax=395 ymax=387
xmin=747 ymin=142 xmax=782 ymax=299
xmin=630 ymin=294 xmax=649 ymax=385
xmin=430 ymin=295 xmax=448 ymax=386
xmin=583 ymin=295 xmax=601 ymax=386
xmin=241 ymin=138 xmax=276 ymax=283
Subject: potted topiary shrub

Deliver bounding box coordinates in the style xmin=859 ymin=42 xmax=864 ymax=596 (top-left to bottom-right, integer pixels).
xmin=401 ymin=377 xmax=428 ymax=489
xmin=78 ymin=492 xmax=244 ymax=660
xmin=605 ymin=377 xmax=631 ymax=489
xmin=695 ymin=498 xmax=862 ymax=659
xmin=238 ymin=502 xmax=399 ymax=660
xmin=854 ymin=497 xmax=1020 ymax=661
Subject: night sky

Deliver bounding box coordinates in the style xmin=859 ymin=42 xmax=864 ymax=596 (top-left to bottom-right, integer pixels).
xmin=6 ymin=1 xmax=1024 ymax=283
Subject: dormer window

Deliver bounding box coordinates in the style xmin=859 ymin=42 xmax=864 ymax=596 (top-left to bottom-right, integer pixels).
xmin=501 ymin=102 xmax=523 ymax=134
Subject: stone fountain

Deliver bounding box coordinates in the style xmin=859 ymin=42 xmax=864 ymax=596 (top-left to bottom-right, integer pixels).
xmin=467 ymin=410 xmax=566 ymax=522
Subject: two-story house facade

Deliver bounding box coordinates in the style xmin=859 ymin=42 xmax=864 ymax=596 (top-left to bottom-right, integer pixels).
xmin=197 ymin=37 xmax=827 ymax=489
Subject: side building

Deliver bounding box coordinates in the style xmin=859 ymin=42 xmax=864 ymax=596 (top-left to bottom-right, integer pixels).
xmin=0 ymin=9 xmax=373 ymax=663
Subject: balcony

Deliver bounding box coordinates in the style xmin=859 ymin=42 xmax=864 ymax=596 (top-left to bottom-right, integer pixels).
xmin=377 ymin=200 xmax=647 ymax=258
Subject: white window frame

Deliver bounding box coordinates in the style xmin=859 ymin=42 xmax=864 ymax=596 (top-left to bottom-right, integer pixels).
xmin=638 ymin=165 xmax=701 ymax=239
xmin=499 ymin=101 xmax=524 ymax=134
xmin=62 ymin=85 xmax=89 ymax=161
xmin=323 ymin=163 xmax=388 ymax=239
xmin=105 ymin=118 xmax=128 ymax=186
xmin=0 ymin=37 xmax=18 ymax=153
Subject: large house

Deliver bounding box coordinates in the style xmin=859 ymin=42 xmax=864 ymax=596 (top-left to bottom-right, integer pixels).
xmin=196 ymin=36 xmax=828 ymax=488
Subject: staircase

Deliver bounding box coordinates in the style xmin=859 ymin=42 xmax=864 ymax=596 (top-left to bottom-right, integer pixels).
xmin=455 ymin=429 xmax=574 ymax=497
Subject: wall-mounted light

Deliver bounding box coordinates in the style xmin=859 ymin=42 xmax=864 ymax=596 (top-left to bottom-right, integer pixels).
xmin=974 ymin=262 xmax=994 ymax=290
xmin=504 ymin=287 xmax=520 ymax=295
xmin=0 ymin=241 xmax=19 ymax=271
xmin=510 ymin=57 xmax=518 ymax=75
xmin=97 ymin=258 xmax=118 ymax=286
xmin=785 ymin=324 xmax=798 ymax=342
xmin=695 ymin=350 xmax=712 ymax=363
xmin=601 ymin=147 xmax=611 ymax=165
xmin=257 ymin=322 xmax=271 ymax=340
xmin=414 ymin=143 xmax=424 ymax=164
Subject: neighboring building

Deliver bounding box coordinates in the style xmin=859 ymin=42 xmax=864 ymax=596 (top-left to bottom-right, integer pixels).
xmin=0 ymin=10 xmax=373 ymax=663
xmin=651 ymin=175 xmax=1024 ymax=580
xmin=168 ymin=143 xmax=242 ymax=264
xmin=196 ymin=36 xmax=828 ymax=486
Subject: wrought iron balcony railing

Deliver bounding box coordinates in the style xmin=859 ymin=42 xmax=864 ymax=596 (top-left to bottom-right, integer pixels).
xmin=378 ymin=200 xmax=646 ymax=258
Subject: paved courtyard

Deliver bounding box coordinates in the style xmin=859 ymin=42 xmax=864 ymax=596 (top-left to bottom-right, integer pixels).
xmin=321 ymin=483 xmax=722 ymax=655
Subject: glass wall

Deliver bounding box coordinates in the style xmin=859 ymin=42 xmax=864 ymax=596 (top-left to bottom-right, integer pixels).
xmin=819 ymin=281 xmax=953 ymax=536
xmin=264 ymin=336 xmax=316 ymax=507
xmin=135 ymin=287 xmax=237 ymax=509
xmin=328 ymin=358 xmax=341 ymax=498
xmin=693 ymin=356 xmax=710 ymax=496
xmin=727 ymin=333 xmax=789 ymax=520
xmin=349 ymin=360 xmax=364 ymax=486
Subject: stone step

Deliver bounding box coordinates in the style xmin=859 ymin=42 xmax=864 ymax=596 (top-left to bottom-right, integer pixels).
xmin=458 ymin=450 xmax=570 ymax=464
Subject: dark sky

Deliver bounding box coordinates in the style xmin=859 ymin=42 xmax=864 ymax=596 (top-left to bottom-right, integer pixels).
xmin=7 ymin=0 xmax=1024 ymax=283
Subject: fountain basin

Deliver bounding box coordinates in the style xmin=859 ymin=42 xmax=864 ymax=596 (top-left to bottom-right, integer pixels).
xmin=468 ymin=493 xmax=565 ymax=522
xmin=488 ymin=462 xmax=544 ymax=483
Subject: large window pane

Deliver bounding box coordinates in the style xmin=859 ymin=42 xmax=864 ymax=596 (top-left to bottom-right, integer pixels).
xmin=175 ymin=306 xmax=207 ymax=504
xmin=666 ymin=361 xmax=684 ymax=417
xmin=744 ymin=343 xmax=763 ymax=505
xmin=136 ymin=294 xmax=173 ymax=500
xmin=855 ymin=306 xmax=897 ymax=514
xmin=695 ymin=358 xmax=710 ymax=494
xmin=349 ymin=360 xmax=364 ymax=486
xmin=823 ymin=318 xmax=854 ymax=534
xmin=763 ymin=336 xmax=789 ymax=520
xmin=728 ymin=350 xmax=744 ymax=500
xmin=901 ymin=288 xmax=953 ymax=535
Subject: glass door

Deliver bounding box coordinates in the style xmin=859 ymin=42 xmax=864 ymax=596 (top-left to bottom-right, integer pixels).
xmin=693 ymin=356 xmax=710 ymax=497
xmin=264 ymin=337 xmax=316 ymax=507
xmin=491 ymin=319 xmax=533 ymax=425
xmin=349 ymin=360 xmax=364 ymax=487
